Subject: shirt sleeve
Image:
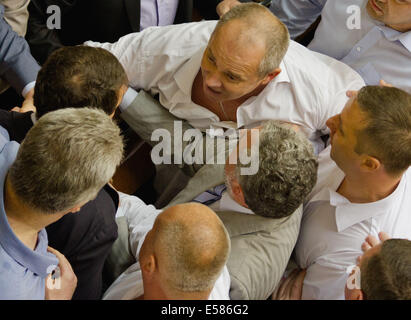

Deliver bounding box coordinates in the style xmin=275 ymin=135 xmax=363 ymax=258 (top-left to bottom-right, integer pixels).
xmin=270 ymin=0 xmax=326 ymax=39
xmin=0 ymin=5 xmax=40 ymax=95
xmin=116 ymin=192 xmax=161 ymax=258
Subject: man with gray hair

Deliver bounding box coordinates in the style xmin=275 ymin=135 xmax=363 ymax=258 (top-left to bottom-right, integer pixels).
xmin=103 ymin=202 xmax=231 ymax=299
xmin=164 ymin=120 xmax=318 ymax=299
xmin=86 ymin=2 xmax=364 ymax=157
xmin=0 ymin=108 xmax=124 ymax=299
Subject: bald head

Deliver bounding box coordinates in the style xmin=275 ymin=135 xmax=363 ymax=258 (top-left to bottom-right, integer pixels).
xmin=148 ymin=203 xmax=230 ymax=294
xmin=215 ymin=3 xmax=290 ymax=76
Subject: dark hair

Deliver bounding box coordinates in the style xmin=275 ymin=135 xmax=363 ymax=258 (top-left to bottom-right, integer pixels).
xmin=355 ymin=86 xmax=411 ymax=175
xmin=34 ymin=46 xmax=128 ymax=117
xmin=361 ymin=239 xmax=411 ymax=300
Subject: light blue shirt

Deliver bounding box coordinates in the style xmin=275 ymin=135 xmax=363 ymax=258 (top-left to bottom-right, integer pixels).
xmin=270 ymin=0 xmax=411 ymax=92
xmin=0 ymin=126 xmax=58 ymax=300
xmin=140 ymin=0 xmax=179 ymax=31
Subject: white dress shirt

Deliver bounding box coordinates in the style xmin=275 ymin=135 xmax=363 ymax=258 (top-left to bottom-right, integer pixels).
xmin=85 ymin=20 xmax=364 ymax=153
xmin=271 ymin=0 xmax=411 ymax=92
xmin=103 ymin=192 xmax=231 ymax=300
xmin=295 ymin=146 xmax=411 ymax=300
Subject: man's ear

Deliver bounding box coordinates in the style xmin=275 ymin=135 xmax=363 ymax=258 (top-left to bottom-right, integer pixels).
xmin=141 ymin=254 xmax=157 ymax=277
xmin=360 ymin=155 xmax=381 ymax=172
xmin=66 ymin=206 xmax=82 ymax=214
xmin=232 ymin=182 xmax=248 ymax=208
xmin=261 ymin=68 xmax=281 ymax=85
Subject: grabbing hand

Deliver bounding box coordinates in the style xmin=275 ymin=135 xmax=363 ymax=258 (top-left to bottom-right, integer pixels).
xmin=45 ymin=246 xmax=77 ymax=300
xmin=273 ymin=268 xmax=306 ymax=300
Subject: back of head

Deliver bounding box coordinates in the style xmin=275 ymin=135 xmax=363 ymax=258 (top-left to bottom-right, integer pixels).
xmin=355 ymin=86 xmax=411 ymax=176
xmin=216 ymin=3 xmax=290 ymax=76
xmin=8 ymin=108 xmax=124 ymax=213
xmin=238 ymin=120 xmax=318 ymax=218
xmin=361 ymin=239 xmax=411 ymax=299
xmin=34 ymin=46 xmax=128 ymax=118
xmin=154 ymin=203 xmax=230 ymax=294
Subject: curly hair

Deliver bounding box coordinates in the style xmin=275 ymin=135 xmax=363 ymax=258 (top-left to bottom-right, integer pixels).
xmin=237 ymin=121 xmax=318 ymax=218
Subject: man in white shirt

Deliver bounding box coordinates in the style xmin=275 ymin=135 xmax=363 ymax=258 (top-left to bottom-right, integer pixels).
xmin=103 ymin=200 xmax=231 ymax=300
xmin=85 ymin=3 xmax=364 ymax=154
xmin=219 ymin=0 xmax=411 ymax=92
xmin=292 ymin=85 xmax=411 ymax=299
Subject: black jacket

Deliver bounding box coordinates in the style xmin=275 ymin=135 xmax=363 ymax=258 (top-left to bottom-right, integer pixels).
xmin=27 ymin=0 xmax=193 ymax=64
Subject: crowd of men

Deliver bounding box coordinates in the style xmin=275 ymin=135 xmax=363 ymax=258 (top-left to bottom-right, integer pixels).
xmin=0 ymin=0 xmax=410 ymax=300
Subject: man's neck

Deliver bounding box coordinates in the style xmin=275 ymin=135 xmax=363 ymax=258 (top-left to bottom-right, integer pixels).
xmin=143 ymin=279 xmax=210 ymax=300
xmin=3 ymin=176 xmax=45 ymax=250
xmin=337 ymin=172 xmax=402 ymax=204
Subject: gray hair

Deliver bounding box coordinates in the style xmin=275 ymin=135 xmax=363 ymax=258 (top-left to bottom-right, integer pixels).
xmin=237 ymin=121 xmax=318 ymax=218
xmin=216 ymin=3 xmax=290 ymax=77
xmin=156 ymin=204 xmax=230 ymax=292
xmin=9 ymin=108 xmax=124 ymax=213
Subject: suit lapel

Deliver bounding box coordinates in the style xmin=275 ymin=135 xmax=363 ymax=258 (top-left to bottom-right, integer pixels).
xmin=124 ymin=0 xmax=141 ymax=32
xmin=174 ymin=0 xmax=193 ymax=24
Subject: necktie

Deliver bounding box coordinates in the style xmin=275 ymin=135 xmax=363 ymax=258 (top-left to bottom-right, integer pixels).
xmin=192 ymin=184 xmax=227 ymax=206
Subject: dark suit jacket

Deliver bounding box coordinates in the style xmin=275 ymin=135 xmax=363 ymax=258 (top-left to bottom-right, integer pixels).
xmin=0 ymin=109 xmax=119 ymax=300
xmin=27 ymin=0 xmax=193 ymax=64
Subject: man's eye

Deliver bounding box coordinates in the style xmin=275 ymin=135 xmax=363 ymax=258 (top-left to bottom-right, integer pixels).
xmin=226 ymin=73 xmax=238 ymax=81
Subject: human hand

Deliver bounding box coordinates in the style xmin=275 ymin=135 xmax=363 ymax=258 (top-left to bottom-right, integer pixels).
xmin=357 ymin=232 xmax=391 ymax=264
xmin=11 ymin=88 xmax=36 ymax=113
xmin=273 ymin=268 xmax=306 ymax=300
xmin=45 ymin=247 xmax=77 ymax=300
xmin=379 ymin=79 xmax=393 ymax=88
xmin=217 ymin=0 xmax=242 ymax=17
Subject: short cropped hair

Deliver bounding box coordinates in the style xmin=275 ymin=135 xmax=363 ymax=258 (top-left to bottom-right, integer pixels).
xmin=361 ymin=239 xmax=411 ymax=300
xmin=34 ymin=46 xmax=128 ymax=117
xmin=238 ymin=121 xmax=318 ymax=218
xmin=8 ymin=108 xmax=124 ymax=213
xmin=155 ymin=205 xmax=230 ymax=292
xmin=355 ymin=86 xmax=411 ymax=175
xmin=217 ymin=3 xmax=290 ymax=77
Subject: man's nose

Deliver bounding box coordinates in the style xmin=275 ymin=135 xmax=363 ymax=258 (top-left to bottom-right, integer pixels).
xmin=205 ymin=71 xmax=222 ymax=88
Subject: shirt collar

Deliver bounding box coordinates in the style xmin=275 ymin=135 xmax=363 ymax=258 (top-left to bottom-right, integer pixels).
xmin=174 ymin=48 xmax=205 ymax=99
xmin=273 ymin=60 xmax=290 ymax=84
xmin=219 ymin=191 xmax=254 ymax=215
xmin=331 ymin=175 xmax=406 ymax=233
xmin=0 ymin=143 xmax=58 ymax=278
xmin=376 ymin=26 xmax=411 ymax=52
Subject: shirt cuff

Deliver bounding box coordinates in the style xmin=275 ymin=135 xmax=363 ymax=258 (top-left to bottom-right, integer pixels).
xmin=119 ymin=87 xmax=139 ymax=112
xmin=22 ymin=81 xmax=36 ymax=98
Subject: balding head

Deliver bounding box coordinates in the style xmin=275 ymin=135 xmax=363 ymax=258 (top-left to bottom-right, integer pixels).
xmin=215 ymin=3 xmax=290 ymax=76
xmin=139 ymin=203 xmax=230 ymax=297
